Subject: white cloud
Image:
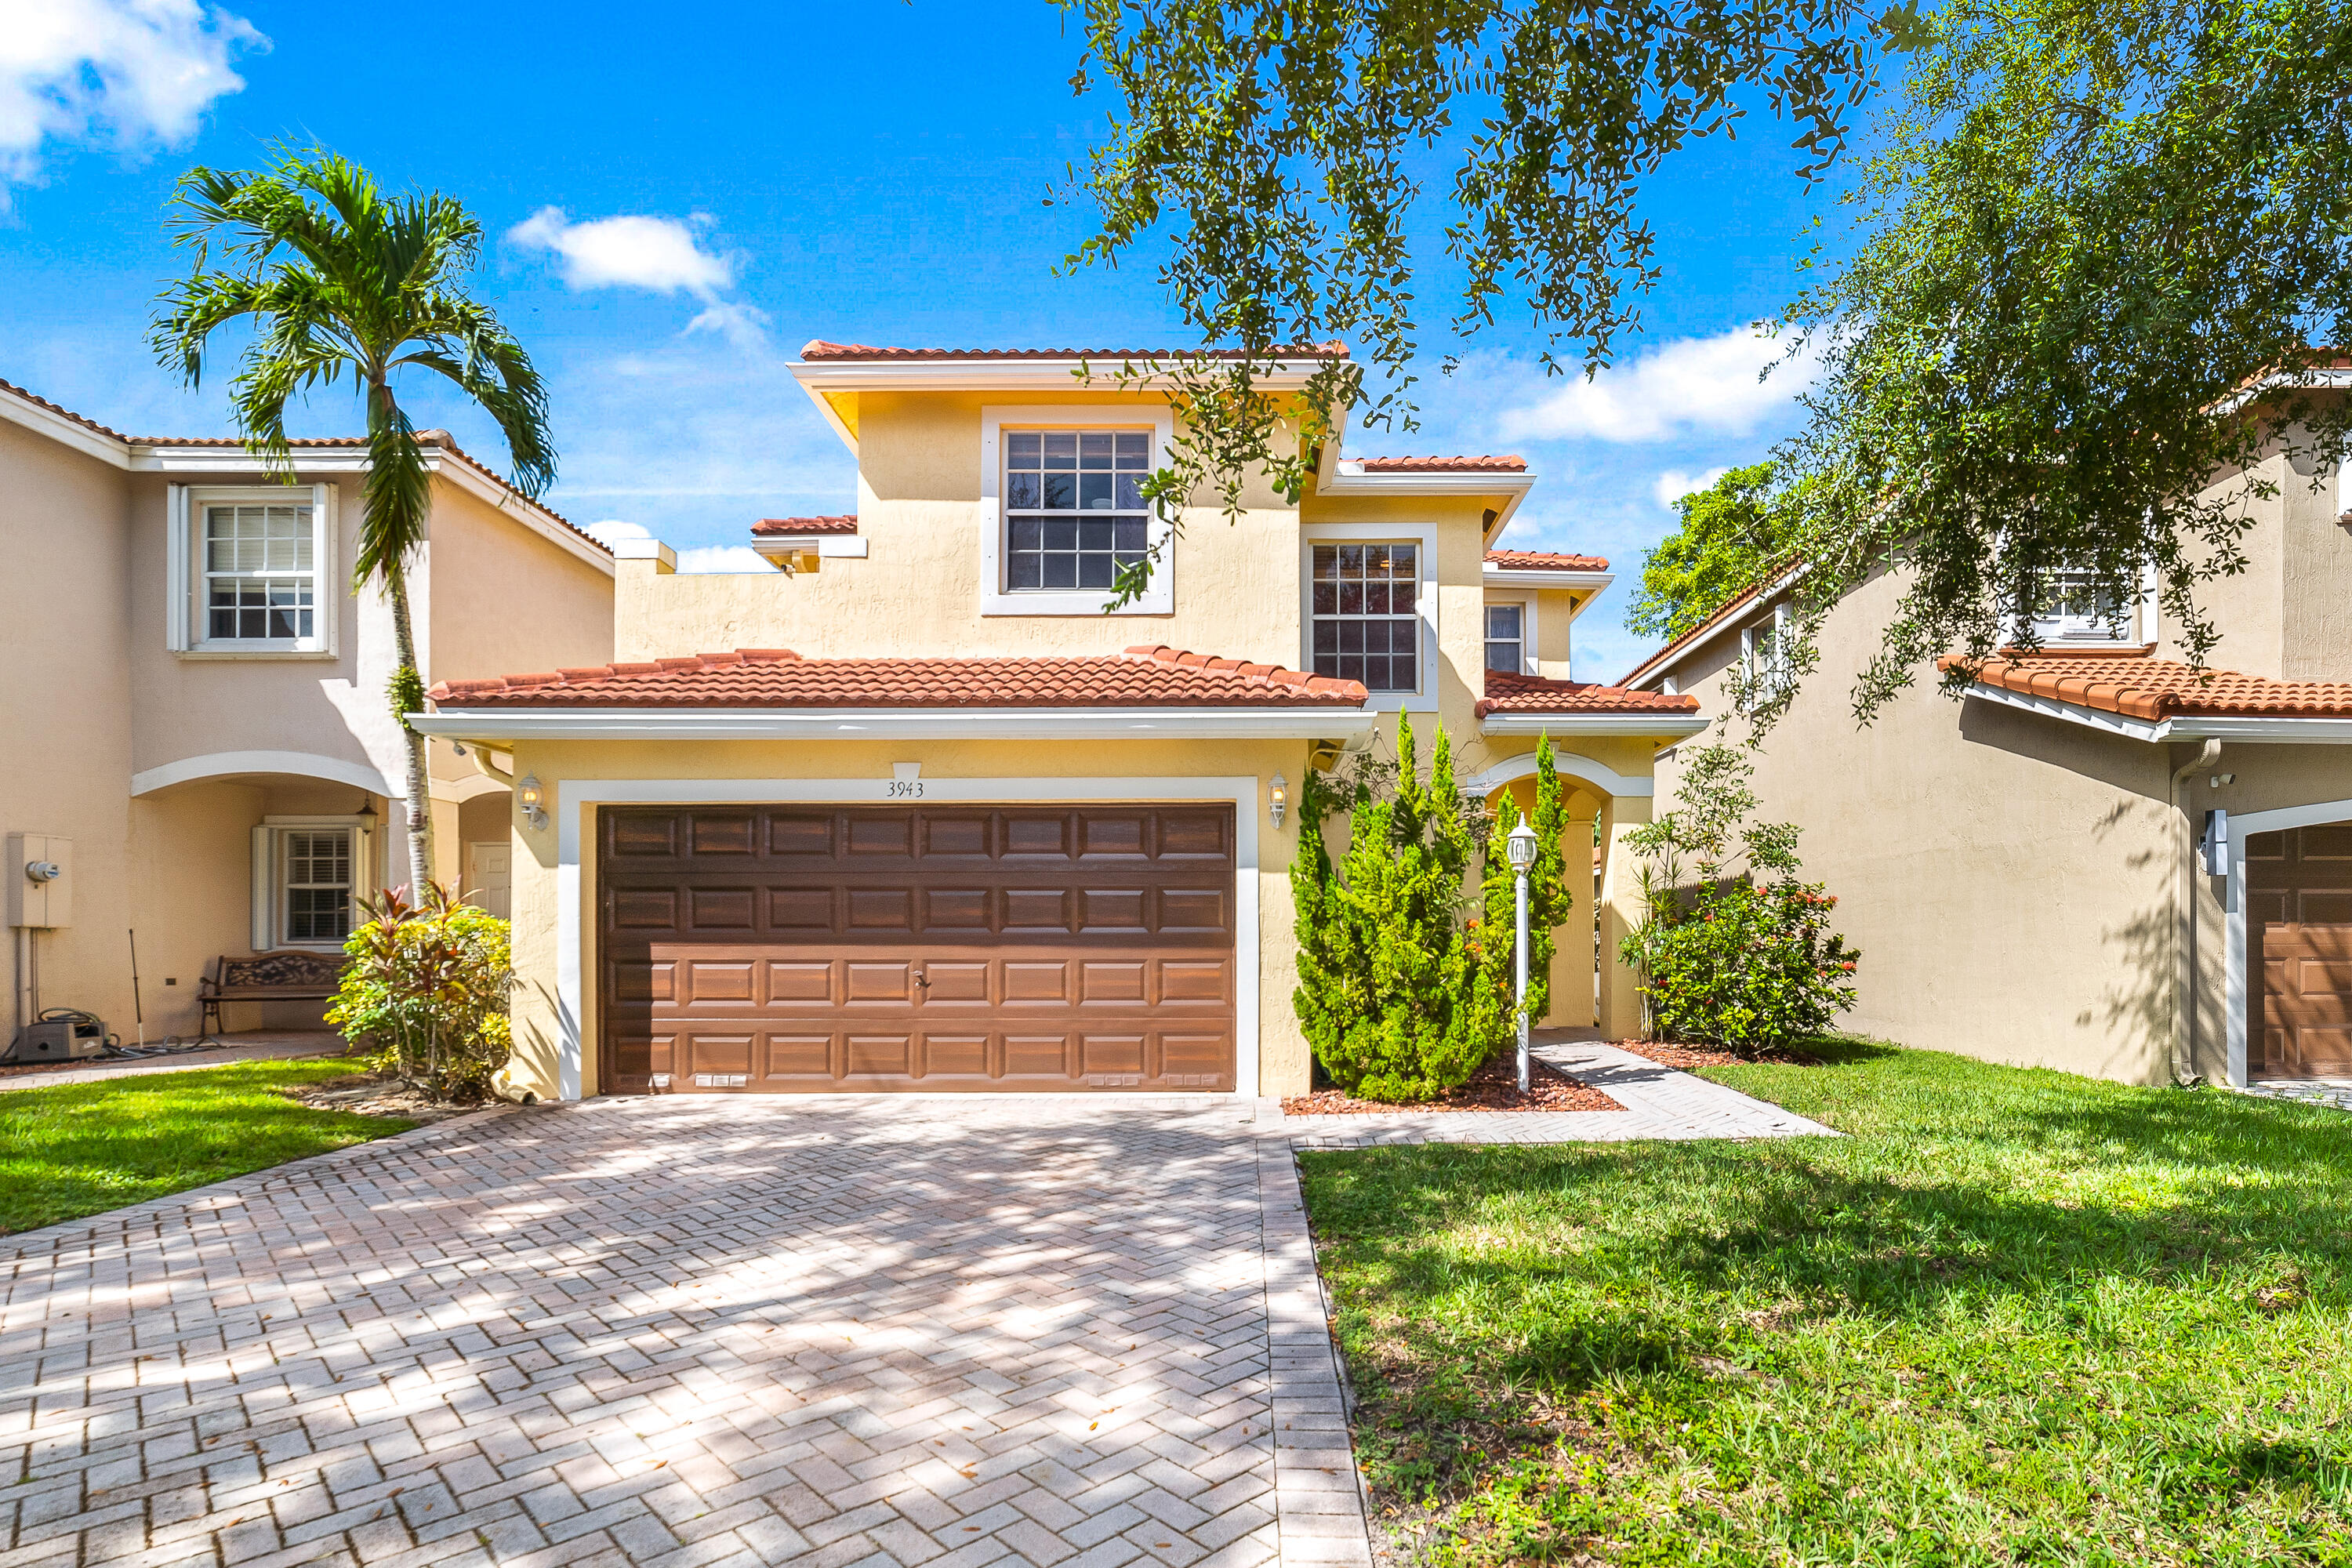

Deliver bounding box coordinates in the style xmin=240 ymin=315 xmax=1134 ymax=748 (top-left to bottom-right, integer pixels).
xmin=1652 ymin=466 xmax=1730 ymax=510
xmin=673 ymin=544 xmax=772 ymax=573
xmin=1497 ymin=325 xmax=1816 ymax=444
xmin=508 ymin=207 xmax=733 ymax=294
xmin=0 ymin=0 xmax=263 ymax=205
xmin=583 ymin=518 xmax=651 ymax=550
xmin=583 ymin=520 xmax=772 ymax=574
xmin=684 ymin=299 xmax=771 ymax=351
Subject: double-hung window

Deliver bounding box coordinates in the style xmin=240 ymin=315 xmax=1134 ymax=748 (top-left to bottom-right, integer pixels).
xmin=171 ymin=485 xmax=337 ymax=655
xmin=1004 ymin=431 xmax=1152 ymax=591
xmin=1484 ymin=604 xmax=1525 ymax=673
xmin=1310 ymin=543 xmax=1420 ymax=691
xmin=205 ymin=503 xmax=316 ymax=641
xmin=2028 ymin=565 xmax=2135 ymax=642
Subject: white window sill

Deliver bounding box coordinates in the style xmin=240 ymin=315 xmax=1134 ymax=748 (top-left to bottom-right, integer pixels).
xmin=177 ymin=645 xmax=339 ymax=661
xmin=979 ymin=590 xmax=1172 ymax=618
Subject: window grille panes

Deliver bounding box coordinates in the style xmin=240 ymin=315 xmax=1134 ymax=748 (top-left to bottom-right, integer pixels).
xmin=281 ymin=829 xmax=353 ymax=944
xmin=1310 ymin=543 xmax=1419 ymax=691
xmin=2032 ymin=567 xmax=2131 ymax=640
xmin=1004 ymin=430 xmax=1152 ymax=590
xmin=204 ymin=504 xmax=315 ymax=641
xmin=1485 ymin=604 xmax=1524 ymax=673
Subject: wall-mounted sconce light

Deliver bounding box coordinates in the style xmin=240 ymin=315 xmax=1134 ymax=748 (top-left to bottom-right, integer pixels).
xmin=2209 ymin=773 xmax=2235 ymax=787
xmin=1268 ymin=773 xmax=1288 ymax=828
xmin=517 ymin=774 xmax=549 ymax=830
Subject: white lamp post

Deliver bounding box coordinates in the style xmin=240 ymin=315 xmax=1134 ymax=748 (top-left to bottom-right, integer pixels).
xmin=1505 ymin=812 xmax=1539 ymax=1094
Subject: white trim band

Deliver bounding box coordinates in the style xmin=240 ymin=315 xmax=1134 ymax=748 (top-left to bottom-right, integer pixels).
xmin=412 ymin=706 xmax=1378 ymax=742
xmin=1479 ymin=713 xmax=1708 ymax=739
xmin=132 ymin=750 xmax=395 ymax=798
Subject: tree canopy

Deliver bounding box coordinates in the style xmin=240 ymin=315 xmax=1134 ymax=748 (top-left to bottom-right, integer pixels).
xmin=1067 ymin=0 xmax=2352 ymax=708
xmin=1778 ymin=0 xmax=2352 ymax=715
xmin=1628 ymin=462 xmax=1795 ymax=642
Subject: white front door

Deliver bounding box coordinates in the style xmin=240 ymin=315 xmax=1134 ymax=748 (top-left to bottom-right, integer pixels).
xmin=466 ymin=840 xmax=512 ymax=920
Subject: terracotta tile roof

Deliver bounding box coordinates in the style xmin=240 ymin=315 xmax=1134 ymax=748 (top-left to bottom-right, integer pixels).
xmin=430 ymin=644 xmax=1370 ymax=710
xmin=750 ymin=515 xmax=858 ymax=535
xmin=0 ymin=376 xmax=132 ymax=441
xmin=1944 ymin=652 xmax=2352 ymax=720
xmin=0 ymin=379 xmax=608 ymax=554
xmin=800 ymin=340 xmax=1348 ymax=363
xmin=1475 ymin=670 xmax=1703 ymax=719
xmin=1486 ymin=549 xmax=1608 ymax=572
xmin=1356 ymin=455 xmax=1527 ymax=473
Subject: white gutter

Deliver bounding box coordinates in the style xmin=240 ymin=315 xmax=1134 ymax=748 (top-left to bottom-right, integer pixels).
xmin=1966 ymin=682 xmax=2352 ymax=742
xmin=410 ymin=705 xmax=1381 ymax=742
xmin=1319 ymin=463 xmax=1536 ymax=533
xmin=751 ymin=535 xmax=869 ymax=564
xmin=1482 ymin=566 xmax=1612 ymax=593
xmin=1479 ymin=713 xmax=1709 ymax=739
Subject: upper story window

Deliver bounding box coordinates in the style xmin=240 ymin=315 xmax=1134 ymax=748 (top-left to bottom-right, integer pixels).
xmin=2028 ymin=566 xmax=2136 ymax=641
xmin=1004 ymin=430 xmax=1151 ymax=591
xmin=205 ymin=503 xmax=317 ymax=641
xmin=169 ymin=484 xmax=338 ymax=657
xmin=1743 ymin=601 xmax=1792 ymax=703
xmin=1484 ymin=604 xmax=1524 ymax=673
xmin=1311 ymin=543 xmax=1419 ymax=691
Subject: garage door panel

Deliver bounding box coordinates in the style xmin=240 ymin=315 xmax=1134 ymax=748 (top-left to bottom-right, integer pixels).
xmin=848 ymin=887 xmax=915 ymax=929
xmin=600 ymin=804 xmax=1236 ymax=1094
xmin=2251 ymin=822 xmax=2352 ymax=1076
xmin=922 ymin=888 xmax=993 ymax=932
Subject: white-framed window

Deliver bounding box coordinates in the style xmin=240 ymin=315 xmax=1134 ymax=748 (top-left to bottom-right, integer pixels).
xmin=1742 ymin=601 xmax=1793 ymax=702
xmin=1483 ymin=598 xmax=1538 ymax=674
xmin=168 ymin=484 xmax=339 ymax=657
xmin=1299 ymin=524 xmax=1439 ymax=708
xmin=2027 ymin=565 xmax=2139 ymax=642
xmin=978 ymin=406 xmax=1176 ymax=615
xmin=251 ymin=815 xmax=372 ymax=951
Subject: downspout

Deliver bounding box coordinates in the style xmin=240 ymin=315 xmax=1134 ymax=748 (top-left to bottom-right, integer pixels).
xmin=469 ymin=746 xmax=517 ymax=788
xmin=2171 ymin=738 xmax=2222 ymax=1084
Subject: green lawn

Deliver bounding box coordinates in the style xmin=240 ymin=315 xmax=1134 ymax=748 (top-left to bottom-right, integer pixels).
xmin=1302 ymin=1043 xmax=2352 ymax=1567
xmin=0 ymin=1059 xmax=414 ymax=1236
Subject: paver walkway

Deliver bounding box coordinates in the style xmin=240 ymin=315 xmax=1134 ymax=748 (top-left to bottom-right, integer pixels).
xmin=2245 ymin=1077 xmax=2352 ymax=1112
xmin=0 ymin=1098 xmax=1362 ymax=1568
xmin=1283 ymin=1040 xmax=1838 ymax=1149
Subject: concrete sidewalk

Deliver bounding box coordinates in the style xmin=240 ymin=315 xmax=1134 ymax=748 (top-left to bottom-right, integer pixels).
xmin=0 ymin=1030 xmax=347 ymax=1093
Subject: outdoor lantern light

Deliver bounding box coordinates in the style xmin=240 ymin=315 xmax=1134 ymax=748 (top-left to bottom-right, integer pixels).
xmin=1506 ymin=814 xmax=1539 ymax=1093
xmin=1268 ymin=773 xmax=1287 ymax=827
xmin=517 ymin=774 xmax=548 ymax=831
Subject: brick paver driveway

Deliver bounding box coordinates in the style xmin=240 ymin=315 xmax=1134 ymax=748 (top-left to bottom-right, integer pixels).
xmin=0 ymin=1099 xmax=1364 ymax=1568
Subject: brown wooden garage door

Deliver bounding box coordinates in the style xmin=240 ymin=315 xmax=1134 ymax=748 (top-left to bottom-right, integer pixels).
xmin=597 ymin=804 xmax=1238 ymax=1094
xmin=2249 ymin=821 xmax=2352 ymax=1076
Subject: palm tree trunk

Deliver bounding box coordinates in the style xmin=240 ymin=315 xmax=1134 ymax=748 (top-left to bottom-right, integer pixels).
xmin=388 ymin=583 xmax=433 ymax=894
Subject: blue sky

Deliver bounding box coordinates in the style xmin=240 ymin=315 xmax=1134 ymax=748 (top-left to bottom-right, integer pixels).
xmin=1 ymin=1 xmax=1840 ymax=681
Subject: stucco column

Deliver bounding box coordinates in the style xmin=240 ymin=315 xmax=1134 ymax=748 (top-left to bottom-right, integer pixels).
xmin=1596 ymin=794 xmax=1653 ymax=1040
xmin=1547 ymin=806 xmax=1600 ymax=1027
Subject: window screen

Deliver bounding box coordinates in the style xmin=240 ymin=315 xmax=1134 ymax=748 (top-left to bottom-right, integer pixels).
xmin=1004 ymin=430 xmax=1152 ymax=590
xmin=1310 ymin=543 xmax=1419 ymax=691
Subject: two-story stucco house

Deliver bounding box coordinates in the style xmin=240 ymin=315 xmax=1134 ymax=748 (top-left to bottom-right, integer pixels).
xmin=415 ymin=342 xmax=1703 ymax=1101
xmin=1625 ymin=428 xmax=2352 ymax=1092
xmin=1 ymin=376 xmax=615 ymax=1044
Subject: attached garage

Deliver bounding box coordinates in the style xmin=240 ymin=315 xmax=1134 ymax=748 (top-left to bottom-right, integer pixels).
xmin=599 ymin=802 xmax=1242 ymax=1094
xmin=2248 ymin=821 xmax=2352 ymax=1077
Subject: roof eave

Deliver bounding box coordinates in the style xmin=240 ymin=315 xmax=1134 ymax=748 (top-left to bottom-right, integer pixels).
xmin=1482 ymin=566 xmax=1613 ymax=593
xmin=1478 ymin=713 xmax=1709 ymax=738
xmin=1318 ymin=466 xmax=1536 ymax=532
xmin=1965 ymin=682 xmax=2352 ymax=743
xmin=410 ymin=705 xmax=1380 ymax=742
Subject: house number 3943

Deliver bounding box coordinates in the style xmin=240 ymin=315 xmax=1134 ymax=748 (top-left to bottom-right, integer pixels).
xmin=887 ymin=779 xmax=924 ymax=798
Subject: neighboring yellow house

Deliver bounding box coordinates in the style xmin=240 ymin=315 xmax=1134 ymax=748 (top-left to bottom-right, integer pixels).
xmin=414 ymin=341 xmax=1704 ymax=1101
xmin=1624 ymin=426 xmax=2352 ymax=1091
xmin=0 ymin=376 xmax=615 ymax=1044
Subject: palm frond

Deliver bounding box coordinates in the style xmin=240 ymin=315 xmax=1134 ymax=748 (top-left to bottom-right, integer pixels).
xmin=354 ymin=393 xmax=431 ymax=591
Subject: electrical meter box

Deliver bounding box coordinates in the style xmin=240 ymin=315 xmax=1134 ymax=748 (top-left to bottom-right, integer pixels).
xmin=5 ymin=834 xmax=71 ymax=928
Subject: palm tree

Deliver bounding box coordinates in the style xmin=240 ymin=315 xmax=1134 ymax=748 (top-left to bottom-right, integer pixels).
xmin=151 ymin=145 xmax=554 ymax=895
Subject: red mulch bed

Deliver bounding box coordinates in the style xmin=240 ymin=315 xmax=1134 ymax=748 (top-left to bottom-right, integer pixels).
xmin=1283 ymin=1051 xmax=1624 ymax=1115
xmin=1614 ymin=1040 xmax=1826 ymax=1070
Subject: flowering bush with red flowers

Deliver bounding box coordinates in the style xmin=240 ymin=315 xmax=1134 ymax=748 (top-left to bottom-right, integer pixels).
xmin=1618 ymin=742 xmax=1860 ymax=1054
